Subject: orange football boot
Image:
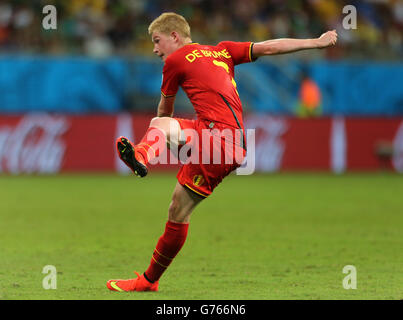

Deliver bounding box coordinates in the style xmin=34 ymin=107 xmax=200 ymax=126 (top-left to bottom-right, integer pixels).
xmin=107 ymin=271 xmax=159 ymax=292
xmin=116 ymin=136 xmax=148 ymax=177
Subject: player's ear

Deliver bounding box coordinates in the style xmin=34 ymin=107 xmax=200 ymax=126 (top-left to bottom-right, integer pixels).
xmin=171 ymin=31 xmax=180 ymax=43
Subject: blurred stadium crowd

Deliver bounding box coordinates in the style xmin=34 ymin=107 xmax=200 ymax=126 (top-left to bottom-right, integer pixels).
xmin=0 ymin=0 xmax=402 ymax=60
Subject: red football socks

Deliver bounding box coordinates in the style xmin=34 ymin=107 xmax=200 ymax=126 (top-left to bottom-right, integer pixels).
xmin=144 ymin=220 xmax=189 ymax=283
xmin=135 ymin=126 xmax=166 ymax=165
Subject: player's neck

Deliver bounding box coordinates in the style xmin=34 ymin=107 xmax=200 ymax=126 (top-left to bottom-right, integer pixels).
xmin=179 ymin=38 xmax=193 ymax=48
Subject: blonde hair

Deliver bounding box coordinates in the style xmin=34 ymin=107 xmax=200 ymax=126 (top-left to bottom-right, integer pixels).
xmin=148 ymin=12 xmax=191 ymax=38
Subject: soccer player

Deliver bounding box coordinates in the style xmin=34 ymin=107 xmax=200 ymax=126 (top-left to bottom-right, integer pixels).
xmin=107 ymin=12 xmax=337 ymax=292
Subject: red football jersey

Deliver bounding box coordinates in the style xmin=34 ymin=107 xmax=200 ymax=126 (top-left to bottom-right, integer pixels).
xmin=161 ymin=41 xmax=255 ymax=129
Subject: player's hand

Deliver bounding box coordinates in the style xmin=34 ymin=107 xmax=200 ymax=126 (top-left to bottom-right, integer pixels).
xmin=316 ymin=30 xmax=338 ymax=48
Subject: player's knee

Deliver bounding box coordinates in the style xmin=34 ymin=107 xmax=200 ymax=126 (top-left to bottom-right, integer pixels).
xmin=150 ymin=117 xmax=170 ymax=129
xmin=168 ymin=194 xmax=189 ymax=223
xmin=150 ymin=117 xmax=180 ymax=145
xmin=168 ymin=199 xmax=181 ymax=222
xmin=149 ymin=117 xmax=169 ymax=139
xmin=149 ymin=117 xmax=160 ymax=126
xmin=168 ymin=198 xmax=177 ymax=215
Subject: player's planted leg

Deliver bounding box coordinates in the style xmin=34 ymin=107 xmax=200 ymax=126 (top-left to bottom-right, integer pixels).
xmin=106 ymin=182 xmax=203 ymax=292
xmin=107 ymin=271 xmax=159 ymax=292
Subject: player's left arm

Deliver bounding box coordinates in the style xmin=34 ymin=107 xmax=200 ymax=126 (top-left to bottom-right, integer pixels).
xmin=252 ymin=30 xmax=338 ymax=57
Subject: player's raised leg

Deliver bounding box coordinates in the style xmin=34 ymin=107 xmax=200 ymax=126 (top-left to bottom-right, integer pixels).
xmin=116 ymin=117 xmax=181 ymax=177
xmin=106 ymin=182 xmax=203 ymax=292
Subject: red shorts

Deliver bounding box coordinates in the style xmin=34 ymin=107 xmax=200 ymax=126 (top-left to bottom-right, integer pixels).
xmin=175 ymin=118 xmax=246 ymax=198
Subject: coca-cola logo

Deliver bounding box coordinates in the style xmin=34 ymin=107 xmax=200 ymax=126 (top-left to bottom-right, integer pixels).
xmin=0 ymin=114 xmax=69 ymax=174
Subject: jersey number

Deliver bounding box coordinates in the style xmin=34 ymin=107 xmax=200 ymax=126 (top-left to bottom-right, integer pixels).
xmin=213 ymin=60 xmax=239 ymax=96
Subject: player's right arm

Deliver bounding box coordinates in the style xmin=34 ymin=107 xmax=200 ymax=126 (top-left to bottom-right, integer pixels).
xmin=253 ymin=30 xmax=338 ymax=57
xmin=157 ymin=95 xmax=175 ymax=117
xmin=159 ymin=55 xmax=181 ymax=117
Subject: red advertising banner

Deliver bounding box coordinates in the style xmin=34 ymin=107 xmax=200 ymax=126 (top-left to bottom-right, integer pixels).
xmin=0 ymin=114 xmax=402 ymax=174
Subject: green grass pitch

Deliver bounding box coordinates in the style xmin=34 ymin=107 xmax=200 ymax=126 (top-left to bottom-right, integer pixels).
xmin=1 ymin=172 xmax=402 ymax=300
